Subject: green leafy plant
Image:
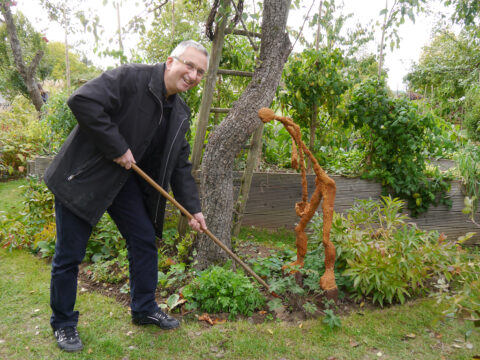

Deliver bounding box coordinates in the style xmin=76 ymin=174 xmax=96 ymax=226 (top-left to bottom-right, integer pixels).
xmin=456 ymin=142 xmax=480 ymax=225
xmin=85 ymin=248 xmax=129 ymax=284
xmin=182 ymin=261 xmax=265 ymax=319
xmin=0 ymin=97 xmax=49 ymax=179
xmin=343 ymin=77 xmax=452 ymax=216
xmin=311 ymin=196 xmax=472 ymax=306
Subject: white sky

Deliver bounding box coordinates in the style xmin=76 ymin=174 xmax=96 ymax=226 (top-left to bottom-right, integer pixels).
xmin=14 ymin=0 xmax=455 ymax=91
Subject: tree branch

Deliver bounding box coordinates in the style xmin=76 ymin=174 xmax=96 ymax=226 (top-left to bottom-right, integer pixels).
xmin=291 ymin=0 xmax=317 ymax=50
xmin=230 ymin=0 xmax=258 ymax=51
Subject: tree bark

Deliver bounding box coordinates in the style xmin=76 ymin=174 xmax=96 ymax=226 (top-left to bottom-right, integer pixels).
xmin=0 ymin=2 xmax=44 ymax=112
xmin=195 ymin=0 xmax=292 ymax=269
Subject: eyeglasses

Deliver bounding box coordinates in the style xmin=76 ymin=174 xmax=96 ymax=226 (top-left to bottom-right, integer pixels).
xmin=172 ymin=56 xmax=206 ymax=78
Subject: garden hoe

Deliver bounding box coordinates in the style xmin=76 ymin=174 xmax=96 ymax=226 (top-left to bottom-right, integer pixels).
xmin=131 ymin=163 xmax=274 ymax=295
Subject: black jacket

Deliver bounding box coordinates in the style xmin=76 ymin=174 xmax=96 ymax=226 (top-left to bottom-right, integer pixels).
xmin=44 ymin=63 xmax=201 ymax=237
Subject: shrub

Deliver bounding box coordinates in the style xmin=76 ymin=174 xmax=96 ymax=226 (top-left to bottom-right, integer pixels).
xmin=182 ymin=261 xmax=265 ymax=318
xmin=0 ymin=177 xmax=125 ymax=262
xmin=0 ymin=97 xmax=49 ymax=179
xmin=343 ymin=78 xmax=453 ymax=216
xmin=310 ymin=196 xmax=474 ymax=306
xmin=464 ymin=85 xmax=480 ymax=142
xmin=41 ymin=90 xmax=76 ymax=153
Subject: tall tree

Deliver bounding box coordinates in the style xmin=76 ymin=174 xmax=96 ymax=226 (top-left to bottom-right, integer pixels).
xmin=195 ymin=0 xmax=292 ymax=269
xmin=0 ymin=1 xmax=44 ymax=111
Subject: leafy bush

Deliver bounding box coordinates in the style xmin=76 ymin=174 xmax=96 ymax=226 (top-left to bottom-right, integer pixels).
xmin=41 ymin=90 xmax=76 ymax=152
xmin=455 ymin=142 xmax=480 ymax=223
xmin=85 ymin=249 xmax=129 ymax=284
xmin=464 ymin=85 xmax=480 ymax=142
xmin=433 ymin=255 xmax=480 ymax=324
xmin=310 ymin=196 xmax=473 ymax=306
xmin=0 ymin=177 xmax=125 ymax=262
xmin=344 ymin=77 xmax=452 ymax=216
xmin=0 ymin=97 xmax=49 ymax=179
xmin=182 ymin=262 xmax=265 ymax=318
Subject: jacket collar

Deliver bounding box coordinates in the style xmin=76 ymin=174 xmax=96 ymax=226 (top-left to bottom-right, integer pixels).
xmin=149 ymin=63 xmax=169 ymax=102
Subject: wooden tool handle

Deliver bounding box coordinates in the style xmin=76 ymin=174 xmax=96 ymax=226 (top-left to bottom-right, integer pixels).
xmin=130 ymin=163 xmax=270 ymax=291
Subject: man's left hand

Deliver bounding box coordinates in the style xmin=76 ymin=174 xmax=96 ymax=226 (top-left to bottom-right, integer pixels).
xmin=188 ymin=212 xmax=207 ymax=233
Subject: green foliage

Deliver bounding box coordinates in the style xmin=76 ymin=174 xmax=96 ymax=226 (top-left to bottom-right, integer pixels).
xmin=41 ymin=41 xmax=101 ymax=83
xmin=182 ymin=262 xmax=265 ymax=319
xmin=455 ymin=142 xmax=480 ymax=222
xmin=405 ymin=30 xmax=480 ymax=121
xmin=432 ymin=247 xmax=480 ymax=324
xmin=261 ymin=121 xmax=293 ymax=168
xmin=41 ymin=89 xmax=77 ymax=152
xmin=279 ymin=48 xmax=349 ymax=132
xmin=0 ymin=97 xmax=49 ymax=179
xmin=344 ymin=77 xmax=452 ymax=216
xmin=0 ymin=177 xmax=125 ymax=262
xmin=85 ymin=249 xmax=129 ymax=284
xmin=0 ymin=11 xmax=46 ymax=101
xmin=311 ymin=196 xmax=476 ymax=307
xmin=464 ymin=85 xmax=480 ymax=142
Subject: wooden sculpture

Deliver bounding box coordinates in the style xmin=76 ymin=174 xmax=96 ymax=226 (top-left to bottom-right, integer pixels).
xmin=258 ymin=108 xmax=337 ymax=297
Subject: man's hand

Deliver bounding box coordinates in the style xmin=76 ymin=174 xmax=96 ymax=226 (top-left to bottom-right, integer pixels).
xmin=113 ymin=149 xmax=136 ymax=169
xmin=188 ymin=212 xmax=207 ymax=233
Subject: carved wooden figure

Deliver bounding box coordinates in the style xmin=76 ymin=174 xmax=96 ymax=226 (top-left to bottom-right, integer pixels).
xmin=258 ymin=108 xmax=337 ymax=296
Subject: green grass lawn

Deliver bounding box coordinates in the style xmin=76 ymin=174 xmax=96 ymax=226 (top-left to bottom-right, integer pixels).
xmin=0 ymin=179 xmax=479 ymax=359
xmin=0 ymin=178 xmax=28 ymax=217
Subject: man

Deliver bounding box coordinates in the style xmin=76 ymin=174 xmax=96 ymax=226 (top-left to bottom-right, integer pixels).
xmin=44 ymin=40 xmax=209 ymax=352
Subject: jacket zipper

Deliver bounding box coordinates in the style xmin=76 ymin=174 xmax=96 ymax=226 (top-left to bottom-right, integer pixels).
xmin=148 ymin=86 xmax=165 ymax=226
xmin=66 ymin=155 xmax=103 ymax=181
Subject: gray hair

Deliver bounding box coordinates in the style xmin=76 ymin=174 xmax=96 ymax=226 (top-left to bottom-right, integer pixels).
xmin=170 ymin=40 xmax=209 ymax=64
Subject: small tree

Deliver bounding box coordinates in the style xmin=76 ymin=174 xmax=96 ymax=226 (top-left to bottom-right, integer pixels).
xmin=195 ymin=0 xmax=292 ymax=269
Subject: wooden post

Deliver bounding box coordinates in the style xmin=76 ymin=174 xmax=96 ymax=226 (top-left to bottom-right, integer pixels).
xmin=178 ymin=3 xmax=229 ymax=237
xmin=232 ymin=123 xmax=264 ymax=237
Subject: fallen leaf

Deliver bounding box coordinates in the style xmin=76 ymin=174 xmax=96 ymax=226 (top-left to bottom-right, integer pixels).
xmin=210 ymin=346 xmax=219 ymax=353
xmin=403 ymin=333 xmax=416 ymax=340
xmin=212 ymin=318 xmax=226 ymax=325
xmin=452 ymin=344 xmax=462 ymax=349
xmin=258 ymin=310 xmax=267 ymax=315
xmin=349 ymin=339 xmax=360 ymax=347
xmin=267 ymin=329 xmax=274 ymax=335
xmin=34 ymin=309 xmax=40 ymax=313
xmin=360 ymin=302 xmax=365 ymax=308
xmin=88 ymin=349 xmax=93 ymax=354
xmin=466 ymin=343 xmax=473 ymax=350
xmin=126 ymin=331 xmax=134 ymax=336
xmin=0 ymin=339 xmax=5 ymax=344
xmin=299 ymin=323 xmax=303 ymax=329
xmin=198 ymin=313 xmax=214 ymax=325
xmin=376 ymin=351 xmax=383 ymax=357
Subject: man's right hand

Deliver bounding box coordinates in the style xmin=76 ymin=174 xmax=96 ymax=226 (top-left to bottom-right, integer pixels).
xmin=113 ymin=149 xmax=136 ymax=169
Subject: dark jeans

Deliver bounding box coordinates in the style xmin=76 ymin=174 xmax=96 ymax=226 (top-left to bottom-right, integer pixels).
xmin=50 ymin=173 xmax=158 ymax=329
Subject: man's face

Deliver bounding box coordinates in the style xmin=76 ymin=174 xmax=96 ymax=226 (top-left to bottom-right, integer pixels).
xmin=164 ymin=47 xmax=208 ymax=96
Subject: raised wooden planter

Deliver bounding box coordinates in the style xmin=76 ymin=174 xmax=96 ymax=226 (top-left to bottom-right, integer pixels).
xmin=27 ymin=157 xmax=479 ymax=245
xmin=238 ymin=172 xmax=479 ymax=246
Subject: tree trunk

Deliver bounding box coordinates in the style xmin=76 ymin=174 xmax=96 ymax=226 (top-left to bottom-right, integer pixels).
xmin=0 ymin=2 xmax=44 ymax=112
xmin=378 ymin=0 xmax=388 ymax=79
xmin=195 ymin=0 xmax=292 ymax=269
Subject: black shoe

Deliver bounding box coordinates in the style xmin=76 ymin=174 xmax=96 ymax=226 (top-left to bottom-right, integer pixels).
xmin=53 ymin=326 xmax=83 ymax=352
xmin=132 ymin=309 xmax=180 ymax=330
